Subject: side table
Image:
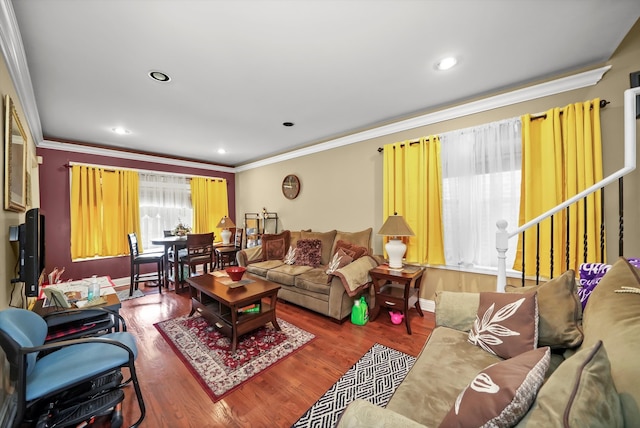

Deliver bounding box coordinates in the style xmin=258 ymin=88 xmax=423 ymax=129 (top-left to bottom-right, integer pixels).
xmin=369 ymin=264 xmax=425 ymax=334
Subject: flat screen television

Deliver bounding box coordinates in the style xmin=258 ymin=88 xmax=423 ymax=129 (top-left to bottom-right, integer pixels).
xmin=15 ymin=208 xmax=45 ymax=297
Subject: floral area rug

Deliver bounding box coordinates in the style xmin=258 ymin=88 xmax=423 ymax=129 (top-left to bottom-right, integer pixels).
xmin=154 ymin=314 xmax=315 ymax=401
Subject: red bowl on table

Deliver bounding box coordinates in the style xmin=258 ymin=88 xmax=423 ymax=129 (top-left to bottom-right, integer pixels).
xmin=226 ymin=266 xmax=246 ymax=282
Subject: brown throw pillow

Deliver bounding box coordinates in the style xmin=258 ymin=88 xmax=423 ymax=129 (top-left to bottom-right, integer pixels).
xmin=261 ymin=230 xmax=290 ymax=261
xmin=507 ymin=269 xmax=583 ymax=349
xmin=326 ymin=249 xmax=354 ymax=275
xmin=439 ymin=347 xmax=550 ymax=428
xmin=334 ymin=239 xmax=369 ymax=260
xmin=468 ymin=291 xmax=538 ymax=359
xmin=294 ymin=239 xmax=322 ymax=267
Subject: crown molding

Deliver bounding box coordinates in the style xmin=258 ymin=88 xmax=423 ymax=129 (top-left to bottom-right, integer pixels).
xmin=0 ymin=0 xmax=43 ymax=145
xmin=38 ymin=140 xmax=235 ymax=174
xmin=0 ymin=1 xmax=610 ymax=174
xmin=236 ymin=65 xmax=611 ymax=172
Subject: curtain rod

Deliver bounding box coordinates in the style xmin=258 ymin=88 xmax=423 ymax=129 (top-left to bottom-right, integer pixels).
xmin=377 ymin=99 xmax=609 ymax=152
xmin=63 ymin=162 xmax=226 ymax=181
xmin=529 ymin=99 xmax=609 ymax=121
xmin=377 ymin=138 xmax=428 ymax=153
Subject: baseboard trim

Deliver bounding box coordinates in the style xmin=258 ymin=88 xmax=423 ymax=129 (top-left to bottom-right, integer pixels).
xmin=420 ymin=298 xmax=435 ymax=313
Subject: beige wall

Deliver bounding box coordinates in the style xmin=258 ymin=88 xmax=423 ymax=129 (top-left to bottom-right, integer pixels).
xmin=1 ymin=53 xmax=39 ymax=308
xmin=237 ymin=20 xmax=640 ymax=301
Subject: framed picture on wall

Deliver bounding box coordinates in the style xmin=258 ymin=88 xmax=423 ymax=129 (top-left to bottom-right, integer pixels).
xmin=4 ymin=94 xmax=27 ymax=212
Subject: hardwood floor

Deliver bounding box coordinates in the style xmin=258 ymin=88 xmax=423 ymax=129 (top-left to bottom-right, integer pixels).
xmin=117 ymin=282 xmax=435 ymax=427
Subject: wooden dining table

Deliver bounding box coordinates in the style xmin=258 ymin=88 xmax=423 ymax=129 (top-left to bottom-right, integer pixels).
xmin=151 ymin=235 xmax=188 ymax=290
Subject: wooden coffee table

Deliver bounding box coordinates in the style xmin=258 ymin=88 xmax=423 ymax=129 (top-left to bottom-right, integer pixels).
xmin=186 ymin=273 xmax=281 ymax=352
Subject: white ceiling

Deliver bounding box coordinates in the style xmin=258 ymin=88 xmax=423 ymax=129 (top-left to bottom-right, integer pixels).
xmin=8 ymin=1 xmax=640 ymax=167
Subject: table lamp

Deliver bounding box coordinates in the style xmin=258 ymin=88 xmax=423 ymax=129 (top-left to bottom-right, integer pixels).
xmin=378 ymin=214 xmax=415 ymax=269
xmin=216 ymin=216 xmax=236 ymax=245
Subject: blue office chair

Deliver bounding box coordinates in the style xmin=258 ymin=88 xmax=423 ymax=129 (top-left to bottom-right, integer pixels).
xmin=0 ymin=308 xmax=145 ymax=427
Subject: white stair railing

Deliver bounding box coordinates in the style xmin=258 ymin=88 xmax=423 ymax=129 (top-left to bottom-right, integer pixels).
xmin=496 ymin=87 xmax=640 ymax=292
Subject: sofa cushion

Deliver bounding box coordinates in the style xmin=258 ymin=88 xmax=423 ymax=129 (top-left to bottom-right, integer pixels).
xmin=469 ymin=292 xmax=538 ymax=359
xmin=333 ymin=239 xmax=369 ymax=260
xmin=331 ymin=228 xmax=373 ymax=254
xmin=294 ymin=239 xmax=323 ymax=267
xmin=289 ymin=229 xmax=311 ymax=249
xmin=295 ymin=269 xmax=332 ymax=295
xmin=387 ymin=327 xmax=502 ymax=427
xmin=301 ymin=230 xmax=336 ymax=265
xmin=283 ymin=245 xmax=296 ymax=265
xmin=577 ymin=257 xmax=640 ymax=424
xmin=261 ymin=230 xmax=290 ymax=261
xmin=506 ymin=269 xmax=583 ymax=349
xmin=516 ymin=341 xmax=623 ymax=428
xmin=435 ymin=291 xmax=480 ymax=332
xmin=332 ymin=256 xmax=378 ymax=297
xmin=266 ymin=264 xmax=313 ymax=286
xmin=440 ymin=347 xmax=550 ymax=428
xmin=245 ymin=259 xmax=285 ymax=277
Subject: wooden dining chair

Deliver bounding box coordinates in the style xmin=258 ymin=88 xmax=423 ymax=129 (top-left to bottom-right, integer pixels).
xmin=127 ymin=232 xmax=164 ymax=296
xmin=214 ymin=228 xmax=243 ymax=270
xmin=178 ymin=232 xmax=215 ymax=291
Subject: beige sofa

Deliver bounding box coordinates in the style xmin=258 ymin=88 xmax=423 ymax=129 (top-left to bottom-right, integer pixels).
xmin=236 ymin=228 xmax=378 ymax=322
xmin=338 ymin=257 xmax=640 ymax=427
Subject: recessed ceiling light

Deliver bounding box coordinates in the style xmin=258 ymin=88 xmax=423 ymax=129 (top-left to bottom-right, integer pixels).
xmin=218 ymin=148 xmax=226 ymax=154
xmin=112 ymin=127 xmax=131 ymax=135
xmin=149 ymin=71 xmax=171 ymax=82
xmin=283 ymin=122 xmax=294 ymax=127
xmin=435 ymin=57 xmax=457 ymax=71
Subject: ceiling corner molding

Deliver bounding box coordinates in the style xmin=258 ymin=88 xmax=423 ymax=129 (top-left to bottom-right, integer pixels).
xmin=236 ymin=65 xmax=611 ymax=172
xmin=39 ymin=140 xmax=235 ymax=174
xmin=0 ymin=0 xmax=43 ymax=145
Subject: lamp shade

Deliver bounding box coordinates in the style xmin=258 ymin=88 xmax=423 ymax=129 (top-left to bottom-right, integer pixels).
xmin=377 ymin=215 xmax=415 ymax=237
xmin=216 ymin=216 xmax=236 ymax=229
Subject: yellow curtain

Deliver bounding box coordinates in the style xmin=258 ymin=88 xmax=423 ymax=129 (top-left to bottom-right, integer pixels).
xmin=190 ymin=177 xmax=229 ymax=236
xmin=383 ymin=137 xmax=445 ymax=265
xmin=70 ymin=165 xmax=140 ymax=258
xmin=516 ymin=99 xmax=604 ymax=277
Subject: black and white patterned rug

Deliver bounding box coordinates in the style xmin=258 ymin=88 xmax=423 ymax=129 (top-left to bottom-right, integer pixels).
xmin=292 ymin=343 xmax=416 ymax=427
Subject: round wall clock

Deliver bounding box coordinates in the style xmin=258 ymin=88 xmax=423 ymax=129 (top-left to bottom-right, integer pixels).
xmin=282 ymin=174 xmax=300 ymax=199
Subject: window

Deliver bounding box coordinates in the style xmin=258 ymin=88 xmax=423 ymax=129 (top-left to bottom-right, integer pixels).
xmin=138 ymin=173 xmax=192 ymax=250
xmin=440 ymin=118 xmax=522 ymax=269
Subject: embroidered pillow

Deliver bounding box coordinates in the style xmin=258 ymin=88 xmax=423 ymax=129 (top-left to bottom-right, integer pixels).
xmin=439 ymin=347 xmax=550 ymax=428
xmin=333 ymin=239 xmax=369 ymax=260
xmin=578 ymin=262 xmax=611 ymax=309
xmin=325 ymin=249 xmax=354 ymax=274
xmin=468 ymin=292 xmax=538 ymax=359
xmin=283 ymin=245 xmax=296 ymax=265
xmin=261 ymin=231 xmax=291 ymax=261
xmin=294 ymin=239 xmax=322 ymax=267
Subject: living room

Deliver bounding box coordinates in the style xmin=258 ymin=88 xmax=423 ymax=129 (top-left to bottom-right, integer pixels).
xmin=2 ymin=2 xmax=640 ymax=427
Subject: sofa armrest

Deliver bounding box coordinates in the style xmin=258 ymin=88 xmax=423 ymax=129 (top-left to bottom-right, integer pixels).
xmin=434 ymin=291 xmax=479 ymax=332
xmin=337 ymin=399 xmax=426 ymax=428
xmin=237 ymin=246 xmax=263 ymax=267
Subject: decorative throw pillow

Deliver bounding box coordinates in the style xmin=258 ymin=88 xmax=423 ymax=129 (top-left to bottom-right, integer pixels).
xmin=507 ymin=269 xmax=583 ymax=349
xmin=334 ymin=239 xmax=369 ymax=260
xmin=518 ymin=341 xmax=623 ymax=427
xmin=578 ymin=262 xmax=611 ymax=309
xmin=325 ymin=249 xmax=353 ymax=274
xmin=294 ymin=239 xmax=322 ymax=267
xmin=261 ymin=230 xmax=290 ymax=261
xmin=468 ymin=292 xmax=538 ymax=359
xmin=439 ymin=347 xmax=550 ymax=428
xmin=283 ymin=245 xmax=296 ymax=265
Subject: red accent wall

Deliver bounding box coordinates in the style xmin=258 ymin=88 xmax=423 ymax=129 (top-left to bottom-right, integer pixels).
xmin=36 ymin=148 xmax=235 ymax=282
